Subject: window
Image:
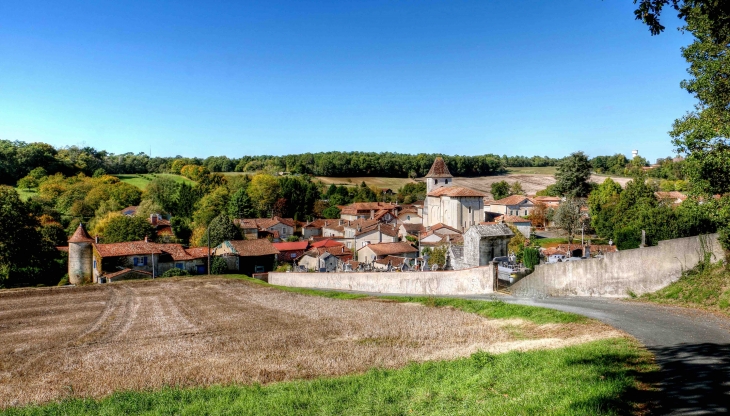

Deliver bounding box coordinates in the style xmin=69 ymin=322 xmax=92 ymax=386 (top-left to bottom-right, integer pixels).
xmin=445 ymin=179 xmax=449 ymax=184
xmin=406 ymin=215 xmax=411 ymax=221
xmin=175 ymin=263 xmax=184 ymax=269
xmin=290 ymin=253 xmax=296 ymax=258
xmin=255 ymin=265 xmax=265 ymax=273
xmin=93 ymin=260 xmax=97 ymax=269
xmin=142 ymin=257 xmax=148 ymax=266
xmin=468 ymin=207 xmax=472 ymax=214
xmin=524 ymin=210 xmax=527 ymax=216
xmin=133 ymin=257 xmax=138 ymax=266
xmin=435 ymin=179 xmax=438 ymax=184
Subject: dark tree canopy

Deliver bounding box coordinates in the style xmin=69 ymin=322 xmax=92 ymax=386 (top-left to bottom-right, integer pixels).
xmin=103 ymin=215 xmax=155 ymax=244
xmin=553 ymin=152 xmax=593 ymax=198
xmin=205 ymin=214 xmax=242 ymax=248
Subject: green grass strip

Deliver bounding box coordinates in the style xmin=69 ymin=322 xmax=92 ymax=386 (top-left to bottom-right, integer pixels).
xmin=3 ymin=338 xmax=655 ymax=415
xmin=226 ymin=275 xmax=586 ymax=324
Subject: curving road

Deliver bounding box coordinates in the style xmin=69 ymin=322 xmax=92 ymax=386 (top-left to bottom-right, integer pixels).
xmin=488 ymin=296 xmax=730 ymax=415
xmin=327 ymin=289 xmax=730 ymax=415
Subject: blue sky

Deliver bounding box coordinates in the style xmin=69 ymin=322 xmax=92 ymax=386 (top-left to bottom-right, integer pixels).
xmin=0 ymin=1 xmax=693 ymax=162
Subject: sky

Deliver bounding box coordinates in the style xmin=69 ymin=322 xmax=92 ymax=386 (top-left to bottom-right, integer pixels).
xmin=0 ymin=1 xmax=695 ymax=162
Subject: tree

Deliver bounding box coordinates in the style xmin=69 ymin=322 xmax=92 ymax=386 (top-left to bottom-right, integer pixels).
xmin=553 ymin=197 xmax=588 ymax=243
xmin=523 ymin=247 xmax=540 ymax=270
xmin=135 ymin=199 xmax=166 ymax=220
xmin=490 ymin=180 xmax=510 ymax=200
xmin=211 ymin=257 xmax=228 ymax=274
xmin=204 ymin=214 xmax=242 ymax=248
xmin=427 ymin=244 xmax=448 ymax=267
xmin=145 ymin=177 xmax=179 ymax=213
xmin=530 ymin=202 xmax=548 ymax=228
xmin=554 ymin=152 xmax=592 ymax=197
xmin=193 ymin=186 xmax=229 ymax=227
xmin=170 ymin=217 xmax=192 ymax=244
xmin=227 ymin=187 xmax=256 ymax=218
xmin=248 ymin=173 xmax=280 ymax=216
xmin=509 ymin=181 xmax=524 ymax=196
xmin=322 ymin=206 xmax=341 ymax=219
xmin=535 ymin=184 xmax=560 ymax=197
xmin=102 ymin=215 xmax=155 ymax=243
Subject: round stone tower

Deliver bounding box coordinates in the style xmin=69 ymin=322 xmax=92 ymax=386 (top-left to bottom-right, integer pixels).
xmin=68 ymin=223 xmax=94 ymax=285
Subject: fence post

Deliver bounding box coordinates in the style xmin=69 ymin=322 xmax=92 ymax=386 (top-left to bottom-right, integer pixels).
xmin=492 ymin=261 xmax=499 ymax=292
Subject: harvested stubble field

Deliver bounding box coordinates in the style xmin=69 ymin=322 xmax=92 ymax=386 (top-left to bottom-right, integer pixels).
xmin=0 ymin=277 xmax=622 ymax=408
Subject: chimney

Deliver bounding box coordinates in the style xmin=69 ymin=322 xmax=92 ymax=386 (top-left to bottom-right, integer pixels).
xmin=150 ymin=213 xmax=158 ymax=226
xmin=341 ymin=247 xmax=345 ymax=253
xmin=95 ymin=235 xmax=99 ymax=244
xmin=144 ymin=236 xmax=148 ymax=243
xmin=370 ymin=209 xmax=375 ymax=219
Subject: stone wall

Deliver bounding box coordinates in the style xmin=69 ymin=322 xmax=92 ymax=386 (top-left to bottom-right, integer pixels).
xmin=269 ymin=265 xmax=497 ymax=296
xmin=511 ymin=234 xmax=726 ymax=298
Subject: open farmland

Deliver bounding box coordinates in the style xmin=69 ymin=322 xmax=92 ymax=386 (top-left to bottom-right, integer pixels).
xmin=114 ymin=174 xmax=195 ymax=190
xmin=0 ymin=277 xmax=622 ymax=408
xmin=315 ymin=176 xmax=417 ymax=190
xmin=455 ymin=173 xmax=632 ymax=198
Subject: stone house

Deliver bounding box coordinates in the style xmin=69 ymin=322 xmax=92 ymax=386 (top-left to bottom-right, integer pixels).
xmin=499 ymin=215 xmax=532 ymax=239
xmin=453 ymin=224 xmax=514 ymax=269
xmin=272 ymin=240 xmax=309 ymax=263
xmin=485 ymin=195 xmax=535 ymax=217
xmin=296 ymin=246 xmax=353 ymax=272
xmin=302 ymin=219 xmax=327 ymax=239
xmin=233 ymin=217 xmax=296 ymax=241
xmin=340 ymin=202 xmax=401 ymax=222
xmin=357 ymin=241 xmax=419 ymax=263
xmin=212 ymin=239 xmax=279 ymax=275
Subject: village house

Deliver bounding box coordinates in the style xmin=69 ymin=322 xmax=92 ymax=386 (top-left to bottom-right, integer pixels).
xmin=272 ymin=240 xmax=309 ymax=263
xmin=296 ymin=245 xmax=353 ymax=272
xmin=339 ymin=202 xmax=401 ymax=223
xmin=212 ymin=239 xmax=279 ymax=275
xmin=234 ymin=217 xmax=296 ymax=241
xmin=302 ymin=219 xmax=327 ymax=239
xmin=498 ymin=215 xmax=532 ymax=238
xmin=396 ymin=206 xmax=422 ymax=224
xmin=485 ymin=195 xmax=535 ymax=217
xmin=91 ymin=237 xmax=209 ymax=282
xmin=423 ymin=157 xmax=486 ymax=230
xmin=399 ymin=223 xmax=425 ymax=240
xmin=532 ymin=196 xmax=562 ymax=209
xmin=343 ymin=220 xmax=400 ymax=250
xmin=357 ymin=241 xmax=419 ymax=263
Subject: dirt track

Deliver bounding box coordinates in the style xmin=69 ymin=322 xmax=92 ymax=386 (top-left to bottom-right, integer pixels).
xmin=0 ymin=278 xmax=620 ymax=407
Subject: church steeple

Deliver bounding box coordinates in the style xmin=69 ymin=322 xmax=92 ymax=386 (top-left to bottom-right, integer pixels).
xmin=425 ymin=157 xmax=453 ymax=195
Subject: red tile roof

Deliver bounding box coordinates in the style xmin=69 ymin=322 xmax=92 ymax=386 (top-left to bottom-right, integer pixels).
xmin=185 ymin=247 xmax=210 ymax=258
xmin=234 ymin=217 xmax=295 ymax=230
xmin=272 ymin=241 xmax=309 ymax=251
xmin=310 ymin=239 xmax=345 ymax=248
xmin=94 ymin=241 xmax=165 ymax=257
xmin=426 ymin=157 xmax=453 ymax=178
xmin=427 ymin=186 xmax=486 ymax=198
xmin=489 ymin=195 xmax=532 ymax=205
xmin=226 ymin=239 xmax=280 ymax=257
xmin=358 ymin=241 xmax=418 ymax=256
xmin=428 ymin=223 xmax=462 ymax=233
xmin=68 ymin=224 xmax=94 ymax=243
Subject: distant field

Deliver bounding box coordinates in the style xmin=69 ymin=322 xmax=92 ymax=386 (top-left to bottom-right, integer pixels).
xmin=0 ymin=276 xmax=627 ymax=409
xmin=13 ymin=188 xmax=37 ymax=201
xmin=315 ymin=176 xmax=416 ymax=190
xmin=114 ymin=173 xmax=195 ymax=190
xmin=505 ymin=166 xmax=558 ymax=175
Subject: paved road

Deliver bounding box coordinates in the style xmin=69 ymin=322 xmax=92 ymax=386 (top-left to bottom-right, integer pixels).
xmin=328 ymin=290 xmax=730 ymax=414
xmin=488 ymin=296 xmax=730 ymax=415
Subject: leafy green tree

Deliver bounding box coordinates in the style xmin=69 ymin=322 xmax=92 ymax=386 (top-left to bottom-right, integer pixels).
xmin=535 ymin=184 xmax=560 ymax=197
xmin=248 ymin=173 xmax=280 ymax=215
xmin=523 ymin=247 xmax=540 ymax=270
xmin=0 ymin=186 xmax=63 ymax=287
xmin=554 ymin=152 xmax=592 ymax=198
xmin=170 ymin=217 xmax=193 ymax=244
xmin=145 ymin=177 xmax=179 ymax=213
xmin=16 ymin=175 xmax=38 ymax=190
xmin=553 ymin=197 xmax=588 ymax=243
xmin=322 ymin=206 xmax=341 ymax=219
xmin=490 ymin=180 xmax=510 ymax=200
xmin=227 ymin=187 xmax=256 ymax=218
xmin=102 ymin=215 xmax=155 ymax=243
xmin=204 ymin=214 xmax=242 ymax=248
xmin=509 ymin=181 xmax=524 ymax=196
xmin=193 ymin=186 xmax=229 ymax=227
xmin=211 ymin=257 xmax=228 ymax=275
xmin=175 ymin=182 xmax=200 ymax=219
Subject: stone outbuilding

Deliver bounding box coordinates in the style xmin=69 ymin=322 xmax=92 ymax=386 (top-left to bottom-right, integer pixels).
xmin=451 ymin=224 xmax=514 ymax=269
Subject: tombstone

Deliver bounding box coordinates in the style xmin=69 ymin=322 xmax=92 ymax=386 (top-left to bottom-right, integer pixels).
xmin=640 ymin=229 xmax=646 ymax=248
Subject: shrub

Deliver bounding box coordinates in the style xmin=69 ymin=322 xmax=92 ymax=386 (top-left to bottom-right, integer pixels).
xmin=523 ymin=247 xmax=540 ymax=270
xmin=211 ymin=257 xmax=228 ymax=275
xmin=57 ymin=274 xmax=69 ymax=286
xmin=161 ymin=268 xmax=190 ymax=278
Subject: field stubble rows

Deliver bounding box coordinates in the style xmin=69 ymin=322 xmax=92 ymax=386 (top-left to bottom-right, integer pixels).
xmin=0 ymin=277 xmax=621 ymax=408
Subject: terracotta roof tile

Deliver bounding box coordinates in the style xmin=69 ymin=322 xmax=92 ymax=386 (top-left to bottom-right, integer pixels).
xmin=226 ymin=239 xmax=280 ymax=257
xmin=94 ymin=241 xmax=164 ymax=257
xmin=272 ymin=241 xmax=309 ymax=251
xmin=358 ymin=241 xmax=418 ymax=256
xmin=68 ymin=224 xmax=94 ymax=243
xmin=489 ymin=195 xmax=532 ymax=205
xmin=374 ymin=255 xmax=412 ymax=267
xmin=310 ymin=239 xmax=345 ymax=248
xmin=427 ymin=186 xmax=486 ymax=198
xmin=426 ymin=157 xmax=453 ymax=178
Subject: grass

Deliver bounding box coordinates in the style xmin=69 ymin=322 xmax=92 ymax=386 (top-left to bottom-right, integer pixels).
xmin=315 ymin=176 xmax=416 ymax=190
xmin=114 ymin=173 xmax=195 ymax=190
xmin=230 ymin=275 xmax=587 ymax=325
xmin=2 ymin=337 xmax=656 ymax=415
xmin=13 ymin=188 xmax=37 ymax=201
xmin=641 ymin=260 xmax=730 ymax=312
xmin=505 ymin=166 xmax=558 ymax=175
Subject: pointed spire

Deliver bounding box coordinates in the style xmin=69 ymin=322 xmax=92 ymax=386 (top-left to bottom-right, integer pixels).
xmin=68 ymin=223 xmax=94 ymax=243
xmin=426 ymin=157 xmax=453 ymax=178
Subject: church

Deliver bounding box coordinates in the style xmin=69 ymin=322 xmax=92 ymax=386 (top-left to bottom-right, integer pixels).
xmin=423 ymin=157 xmax=486 ymax=231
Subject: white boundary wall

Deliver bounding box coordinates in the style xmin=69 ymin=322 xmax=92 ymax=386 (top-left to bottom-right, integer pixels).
xmin=511 ymin=234 xmax=726 ymax=298
xmin=269 ymin=265 xmax=496 ymax=296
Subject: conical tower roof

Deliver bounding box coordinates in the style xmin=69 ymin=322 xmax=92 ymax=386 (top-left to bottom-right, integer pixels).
xmin=68 ymin=223 xmax=94 ymax=243
xmin=426 ymin=157 xmax=453 ymax=178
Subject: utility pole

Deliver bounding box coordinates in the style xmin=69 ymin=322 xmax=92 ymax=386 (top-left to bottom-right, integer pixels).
xmin=207 ymin=227 xmax=211 ymax=276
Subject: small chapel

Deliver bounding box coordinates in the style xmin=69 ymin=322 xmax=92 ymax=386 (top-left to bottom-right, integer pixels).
xmin=423 ymin=157 xmax=486 ymax=230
